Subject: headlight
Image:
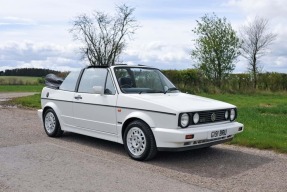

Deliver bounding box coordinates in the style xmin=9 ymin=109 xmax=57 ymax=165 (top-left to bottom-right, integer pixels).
xmin=230 ymin=109 xmax=236 ymax=121
xmin=193 ymin=113 xmax=200 ymax=124
xmin=180 ymin=113 xmax=189 ymax=128
xmin=225 ymin=110 xmax=229 ymax=120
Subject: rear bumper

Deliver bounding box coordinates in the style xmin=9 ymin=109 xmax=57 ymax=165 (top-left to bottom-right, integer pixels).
xmin=152 ymin=122 xmax=243 ymax=150
xmin=37 ymin=109 xmax=43 ymax=121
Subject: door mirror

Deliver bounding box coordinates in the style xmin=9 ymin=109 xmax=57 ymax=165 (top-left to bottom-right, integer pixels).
xmin=92 ymin=86 xmax=104 ymax=95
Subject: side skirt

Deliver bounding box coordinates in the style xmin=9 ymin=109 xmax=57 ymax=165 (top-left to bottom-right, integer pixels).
xmin=61 ymin=124 xmax=120 ymax=144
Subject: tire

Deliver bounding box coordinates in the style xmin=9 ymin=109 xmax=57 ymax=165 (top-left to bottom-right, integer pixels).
xmin=124 ymin=120 xmax=157 ymax=161
xmin=43 ymin=109 xmax=63 ymax=137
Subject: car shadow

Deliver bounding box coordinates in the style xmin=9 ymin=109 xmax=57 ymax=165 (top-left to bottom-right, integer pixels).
xmin=150 ymin=147 xmax=273 ymax=179
xmin=60 ymin=132 xmax=126 ymax=155
xmin=59 ymin=132 xmax=272 ymax=179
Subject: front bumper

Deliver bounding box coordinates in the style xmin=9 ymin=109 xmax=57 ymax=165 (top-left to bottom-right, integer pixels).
xmin=152 ymin=121 xmax=244 ymax=151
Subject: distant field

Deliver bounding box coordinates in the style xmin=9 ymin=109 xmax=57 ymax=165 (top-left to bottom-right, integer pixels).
xmin=0 ymin=76 xmax=41 ymax=85
xmin=0 ymin=85 xmax=43 ymax=92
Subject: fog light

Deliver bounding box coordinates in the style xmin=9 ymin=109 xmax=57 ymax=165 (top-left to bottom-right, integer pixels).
xmin=238 ymin=127 xmax=243 ymax=131
xmin=185 ymin=134 xmax=194 ymax=139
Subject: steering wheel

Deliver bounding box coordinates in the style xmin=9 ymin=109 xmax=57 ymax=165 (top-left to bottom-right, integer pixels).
xmin=121 ymin=84 xmax=132 ymax=88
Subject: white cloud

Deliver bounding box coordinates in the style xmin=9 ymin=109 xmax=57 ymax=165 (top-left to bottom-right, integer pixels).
xmin=0 ymin=41 xmax=86 ymax=72
xmin=132 ymin=42 xmax=188 ymax=61
xmin=122 ymin=40 xmax=191 ymax=69
xmin=274 ymin=57 xmax=287 ymax=67
xmin=226 ymin=0 xmax=287 ymax=73
xmin=121 ymin=18 xmax=195 ymax=69
xmin=0 ymin=0 xmax=286 ymax=73
xmin=227 ymin=0 xmax=287 ymax=18
xmin=0 ymin=17 xmax=36 ymax=26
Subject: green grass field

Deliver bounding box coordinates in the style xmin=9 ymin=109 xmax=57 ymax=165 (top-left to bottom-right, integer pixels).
xmin=0 ymin=85 xmax=43 ymax=92
xmin=0 ymin=76 xmax=41 ymax=85
xmin=199 ymin=92 xmax=287 ymax=153
xmin=0 ymin=76 xmax=43 ymax=92
xmin=3 ymin=91 xmax=287 ymax=154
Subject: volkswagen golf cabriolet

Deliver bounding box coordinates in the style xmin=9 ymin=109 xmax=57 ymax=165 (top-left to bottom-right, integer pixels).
xmin=38 ymin=65 xmax=244 ymax=160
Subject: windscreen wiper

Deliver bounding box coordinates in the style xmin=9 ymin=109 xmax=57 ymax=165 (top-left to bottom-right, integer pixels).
xmin=139 ymin=90 xmax=164 ymax=94
xmin=164 ymin=87 xmax=178 ymax=94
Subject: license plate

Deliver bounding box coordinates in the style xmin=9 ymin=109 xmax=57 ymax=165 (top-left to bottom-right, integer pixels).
xmin=211 ymin=129 xmax=227 ymax=138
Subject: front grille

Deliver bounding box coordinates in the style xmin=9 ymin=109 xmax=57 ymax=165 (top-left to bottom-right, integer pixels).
xmin=188 ymin=109 xmax=229 ymax=126
xmin=193 ymin=136 xmax=226 ymax=145
xmin=178 ymin=108 xmax=236 ymax=128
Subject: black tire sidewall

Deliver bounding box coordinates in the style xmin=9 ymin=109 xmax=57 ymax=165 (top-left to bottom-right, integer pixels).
xmin=124 ymin=120 xmax=154 ymax=161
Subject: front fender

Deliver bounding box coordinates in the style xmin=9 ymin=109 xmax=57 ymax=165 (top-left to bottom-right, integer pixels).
xmin=123 ymin=111 xmax=156 ymax=128
xmin=117 ymin=111 xmax=156 ymax=144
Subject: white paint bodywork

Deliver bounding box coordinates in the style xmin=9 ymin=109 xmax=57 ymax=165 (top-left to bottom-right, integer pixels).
xmin=39 ymin=66 xmax=244 ymax=150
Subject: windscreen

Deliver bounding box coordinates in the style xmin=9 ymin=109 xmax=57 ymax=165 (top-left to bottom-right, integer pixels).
xmin=114 ymin=67 xmax=179 ymax=94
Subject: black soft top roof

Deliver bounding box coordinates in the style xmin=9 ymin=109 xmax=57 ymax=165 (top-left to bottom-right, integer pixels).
xmin=44 ymin=74 xmax=64 ymax=89
xmin=85 ymin=64 xmax=148 ymax=69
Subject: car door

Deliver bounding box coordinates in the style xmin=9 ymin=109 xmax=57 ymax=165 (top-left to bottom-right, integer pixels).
xmin=57 ymin=70 xmax=82 ymax=127
xmin=73 ymin=68 xmax=118 ymax=135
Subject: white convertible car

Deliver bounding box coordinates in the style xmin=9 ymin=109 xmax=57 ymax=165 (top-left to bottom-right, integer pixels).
xmin=38 ymin=65 xmax=244 ymax=160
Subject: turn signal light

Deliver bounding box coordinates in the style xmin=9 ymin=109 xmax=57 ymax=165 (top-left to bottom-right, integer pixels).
xmin=185 ymin=134 xmax=194 ymax=139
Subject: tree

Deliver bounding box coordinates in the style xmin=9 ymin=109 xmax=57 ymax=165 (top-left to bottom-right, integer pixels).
xmin=70 ymin=4 xmax=138 ymax=66
xmin=240 ymin=17 xmax=277 ymax=89
xmin=191 ymin=13 xmax=240 ymax=88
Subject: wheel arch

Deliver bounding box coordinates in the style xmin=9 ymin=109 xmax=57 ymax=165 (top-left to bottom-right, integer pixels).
xmin=42 ymin=103 xmax=64 ymax=137
xmin=42 ymin=102 xmax=60 ymax=120
xmin=121 ymin=112 xmax=156 ymax=143
xmin=122 ymin=117 xmax=140 ymax=140
xmin=42 ymin=106 xmax=52 ymax=119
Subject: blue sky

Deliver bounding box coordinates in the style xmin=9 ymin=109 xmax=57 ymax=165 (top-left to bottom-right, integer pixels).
xmin=0 ymin=0 xmax=287 ymax=73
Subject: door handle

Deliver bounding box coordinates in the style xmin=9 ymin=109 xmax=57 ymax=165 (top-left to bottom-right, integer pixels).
xmin=74 ymin=95 xmax=82 ymax=100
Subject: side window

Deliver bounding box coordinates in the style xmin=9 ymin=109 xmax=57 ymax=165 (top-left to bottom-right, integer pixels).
xmin=59 ymin=70 xmax=81 ymax=92
xmin=105 ymin=72 xmax=116 ymax=95
xmin=78 ymin=68 xmax=107 ymax=93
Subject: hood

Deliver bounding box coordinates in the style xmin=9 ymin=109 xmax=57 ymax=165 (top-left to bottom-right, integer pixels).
xmin=123 ymin=93 xmax=235 ymax=112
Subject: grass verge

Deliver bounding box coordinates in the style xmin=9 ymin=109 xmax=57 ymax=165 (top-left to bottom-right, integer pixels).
xmin=4 ymin=93 xmax=41 ymax=109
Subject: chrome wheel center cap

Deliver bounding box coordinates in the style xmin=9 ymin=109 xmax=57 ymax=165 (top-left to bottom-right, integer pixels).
xmin=131 ymin=134 xmax=141 ymax=149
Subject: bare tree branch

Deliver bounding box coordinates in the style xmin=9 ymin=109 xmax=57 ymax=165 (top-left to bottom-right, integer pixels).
xmin=240 ymin=17 xmax=277 ymax=89
xmin=70 ymin=4 xmax=138 ymax=66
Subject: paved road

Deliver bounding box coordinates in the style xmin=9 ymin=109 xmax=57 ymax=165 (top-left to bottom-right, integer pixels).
xmin=0 ymin=94 xmax=287 ymax=191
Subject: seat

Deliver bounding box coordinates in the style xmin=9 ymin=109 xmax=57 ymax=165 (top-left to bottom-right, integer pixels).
xmin=119 ymin=77 xmax=132 ymax=88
